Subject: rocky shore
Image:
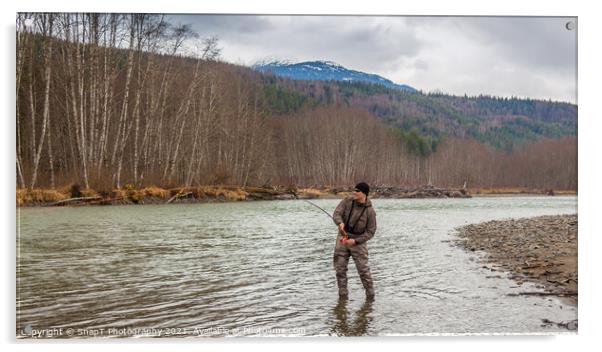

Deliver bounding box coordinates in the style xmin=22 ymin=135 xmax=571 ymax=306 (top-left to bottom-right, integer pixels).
xmin=17 ymin=184 xmax=471 ymax=207
xmin=455 ymin=214 xmax=578 ymax=308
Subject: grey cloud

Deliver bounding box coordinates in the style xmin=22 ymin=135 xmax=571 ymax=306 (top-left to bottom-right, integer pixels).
xmin=261 ymin=16 xmax=422 ymax=73
xmin=414 ymin=59 xmax=429 ymax=70
xmin=167 ymin=14 xmax=274 ymax=37
xmin=172 ymin=15 xmax=422 ymax=74
xmin=397 ymin=16 xmax=576 ymax=101
xmin=456 ymin=17 xmax=576 ymax=70
xmin=165 ymin=15 xmax=576 ymax=103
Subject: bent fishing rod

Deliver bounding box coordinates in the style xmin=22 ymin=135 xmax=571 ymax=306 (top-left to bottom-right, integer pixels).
xmin=290 ymin=190 xmax=349 ymax=241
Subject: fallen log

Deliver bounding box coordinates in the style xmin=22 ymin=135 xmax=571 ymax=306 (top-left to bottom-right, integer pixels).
xmin=48 ymin=196 xmax=102 ymax=206
xmin=166 ymin=192 xmax=193 ymax=204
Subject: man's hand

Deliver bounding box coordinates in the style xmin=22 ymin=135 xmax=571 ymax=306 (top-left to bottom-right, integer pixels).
xmin=343 ymin=238 xmax=356 ymax=246
xmin=337 ymin=224 xmax=355 ymax=246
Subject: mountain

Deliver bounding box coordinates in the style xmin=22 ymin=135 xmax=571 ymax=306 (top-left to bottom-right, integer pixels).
xmin=253 ymin=60 xmax=417 ymax=92
xmin=256 ymin=73 xmax=577 ymax=153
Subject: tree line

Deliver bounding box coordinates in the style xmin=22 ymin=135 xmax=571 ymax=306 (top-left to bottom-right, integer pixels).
xmin=16 ymin=13 xmax=577 ymax=191
xmin=262 ymin=76 xmax=577 ymax=152
xmin=269 ymin=107 xmax=576 ymax=189
xmin=17 ymin=13 xmax=270 ymax=191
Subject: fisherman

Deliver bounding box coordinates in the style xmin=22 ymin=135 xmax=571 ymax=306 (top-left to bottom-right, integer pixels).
xmin=333 ymin=182 xmax=377 ymax=300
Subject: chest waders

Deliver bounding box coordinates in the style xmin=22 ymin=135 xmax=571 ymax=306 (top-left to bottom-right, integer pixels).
xmin=334 ymin=199 xmax=374 ymax=300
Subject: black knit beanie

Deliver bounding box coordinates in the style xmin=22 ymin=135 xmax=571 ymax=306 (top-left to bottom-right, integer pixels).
xmin=354 ymin=182 xmax=370 ymax=197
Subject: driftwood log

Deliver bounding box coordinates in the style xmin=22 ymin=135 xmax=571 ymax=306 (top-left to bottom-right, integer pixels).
xmin=166 ymin=192 xmax=193 ymax=204
xmin=48 ymin=196 xmax=101 ymax=206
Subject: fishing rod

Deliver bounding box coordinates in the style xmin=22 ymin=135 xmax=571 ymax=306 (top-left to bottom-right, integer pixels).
xmin=303 ymin=198 xmax=334 ymax=219
xmin=290 ymin=189 xmax=349 ymax=242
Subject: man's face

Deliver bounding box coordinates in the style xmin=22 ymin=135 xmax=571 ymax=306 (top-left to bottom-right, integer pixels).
xmin=352 ymin=189 xmax=366 ymax=202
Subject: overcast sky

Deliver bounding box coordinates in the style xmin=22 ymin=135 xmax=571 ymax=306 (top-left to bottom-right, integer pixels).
xmin=167 ymin=15 xmax=577 ymax=103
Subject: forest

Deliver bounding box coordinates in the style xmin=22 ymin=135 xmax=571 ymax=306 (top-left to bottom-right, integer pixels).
xmin=16 ymin=13 xmax=577 ymax=193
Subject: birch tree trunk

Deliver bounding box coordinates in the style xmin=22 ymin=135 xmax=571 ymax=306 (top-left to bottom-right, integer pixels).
xmin=96 ymin=14 xmax=118 ymax=177
xmin=111 ymin=14 xmax=137 ymax=188
xmin=16 ymin=14 xmax=30 ymax=189
xmin=29 ymin=14 xmax=54 ymax=190
xmin=47 ymin=118 xmax=55 ymax=189
xmin=75 ymin=14 xmax=90 ymax=189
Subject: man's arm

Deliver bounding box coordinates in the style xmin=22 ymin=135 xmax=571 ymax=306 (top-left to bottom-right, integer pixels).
xmin=333 ymin=198 xmax=348 ymax=226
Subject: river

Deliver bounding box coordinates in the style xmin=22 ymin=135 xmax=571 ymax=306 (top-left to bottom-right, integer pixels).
xmin=16 ymin=195 xmax=577 ymax=337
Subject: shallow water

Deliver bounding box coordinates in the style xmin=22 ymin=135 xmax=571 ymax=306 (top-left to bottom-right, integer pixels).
xmin=16 ymin=196 xmax=577 ymax=337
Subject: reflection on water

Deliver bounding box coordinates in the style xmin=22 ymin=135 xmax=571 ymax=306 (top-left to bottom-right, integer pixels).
xmin=330 ymin=299 xmax=374 ymax=336
xmin=16 ymin=196 xmax=577 ymax=337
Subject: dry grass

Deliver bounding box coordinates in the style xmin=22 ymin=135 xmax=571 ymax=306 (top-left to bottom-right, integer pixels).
xmin=17 ymin=185 xmax=253 ymax=206
xmin=298 ymin=188 xmax=331 ymax=198
xmin=243 ymin=186 xmax=278 ymax=194
xmin=222 ymin=187 xmax=248 ymax=201
xmin=16 ymin=189 xmax=69 ymax=206
xmin=80 ymin=188 xmax=100 ymax=198
xmin=128 ymin=190 xmax=144 ymax=203
xmin=198 ymin=186 xmax=248 ymax=201
xmin=553 ymin=189 xmax=578 ymax=195
xmin=143 ymin=186 xmax=170 ymax=198
xmin=56 ymin=185 xmax=73 ymax=195
xmin=111 ymin=189 xmax=128 ymax=200
xmin=163 ymin=186 xmax=248 ymax=201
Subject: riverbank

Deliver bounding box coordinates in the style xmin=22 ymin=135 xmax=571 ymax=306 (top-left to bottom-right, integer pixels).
xmin=469 ymin=187 xmax=576 ymax=196
xmin=454 ymin=214 xmax=578 ymax=308
xmin=16 ymin=184 xmax=472 ymax=207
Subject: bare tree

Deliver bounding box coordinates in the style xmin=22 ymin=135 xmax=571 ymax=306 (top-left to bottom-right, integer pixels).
xmin=29 ymin=14 xmax=54 ymax=190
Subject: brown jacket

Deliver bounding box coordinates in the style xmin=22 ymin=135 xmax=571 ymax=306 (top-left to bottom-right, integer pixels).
xmin=333 ymin=196 xmax=377 ymax=245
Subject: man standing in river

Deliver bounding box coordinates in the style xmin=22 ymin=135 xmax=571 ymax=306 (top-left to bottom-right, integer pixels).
xmin=333 ymin=182 xmax=377 ymax=300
